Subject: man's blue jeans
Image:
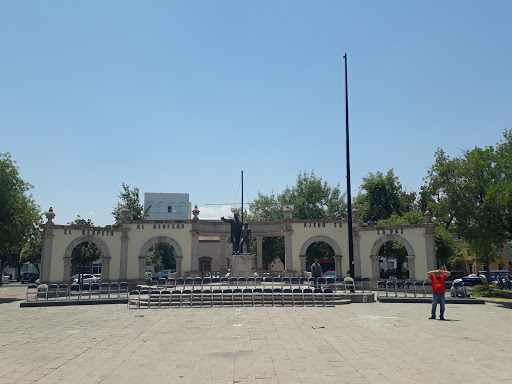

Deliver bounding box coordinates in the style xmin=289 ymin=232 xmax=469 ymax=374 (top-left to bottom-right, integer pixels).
xmin=431 ymin=292 xmax=445 ymax=318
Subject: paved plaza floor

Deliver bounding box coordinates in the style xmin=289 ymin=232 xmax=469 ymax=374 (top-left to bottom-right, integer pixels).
xmin=1 ymin=283 xmax=511 ymax=384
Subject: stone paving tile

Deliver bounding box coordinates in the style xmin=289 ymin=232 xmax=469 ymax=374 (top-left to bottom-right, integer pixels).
xmin=1 ymin=285 xmax=512 ymax=383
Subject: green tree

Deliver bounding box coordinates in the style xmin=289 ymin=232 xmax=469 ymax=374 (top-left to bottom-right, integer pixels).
xmin=19 ymin=235 xmax=42 ymax=274
xmin=424 ymin=129 xmax=512 ymax=276
xmin=112 ymin=183 xmax=150 ymax=222
xmin=355 ymin=169 xmax=416 ymax=223
xmin=149 ymin=242 xmax=176 ymax=272
xmin=0 ymin=153 xmax=41 ymax=272
xmin=249 ymin=170 xmax=347 ymax=265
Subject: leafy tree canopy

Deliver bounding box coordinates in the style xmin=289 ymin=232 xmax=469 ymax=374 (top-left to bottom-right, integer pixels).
xmin=251 ymin=170 xmax=347 ymax=221
xmin=112 ymin=183 xmax=150 ymax=222
xmin=423 ymin=129 xmax=512 ymax=269
xmin=354 ymin=169 xmax=416 ymax=223
xmin=248 ymin=170 xmax=347 ymax=265
xmin=0 ymin=153 xmax=41 ymax=268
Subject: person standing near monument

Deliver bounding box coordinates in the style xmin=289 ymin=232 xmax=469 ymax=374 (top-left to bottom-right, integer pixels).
xmin=221 ymin=213 xmax=243 ymax=254
xmin=311 ymin=259 xmax=323 ymax=288
xmin=428 ymin=269 xmax=451 ymax=320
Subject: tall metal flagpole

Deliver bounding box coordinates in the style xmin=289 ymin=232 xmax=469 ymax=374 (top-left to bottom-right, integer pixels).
xmin=343 ymin=53 xmax=355 ymax=278
xmin=241 ymin=170 xmax=244 ymax=224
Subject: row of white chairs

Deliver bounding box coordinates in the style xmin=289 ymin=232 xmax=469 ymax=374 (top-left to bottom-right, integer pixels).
xmin=128 ymin=287 xmax=344 ymax=308
xmin=377 ymin=280 xmax=470 ymax=298
xmin=26 ymin=282 xmax=129 ymax=301
xmin=153 ymin=276 xmax=370 ymax=292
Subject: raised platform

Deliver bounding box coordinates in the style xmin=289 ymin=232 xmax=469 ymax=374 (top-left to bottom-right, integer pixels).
xmin=21 ymin=292 xmax=374 ymax=307
xmin=377 ymin=297 xmax=485 ymax=304
xmin=21 ymin=298 xmax=128 ymax=307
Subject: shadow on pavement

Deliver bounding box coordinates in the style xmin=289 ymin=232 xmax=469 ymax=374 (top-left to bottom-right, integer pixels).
xmin=0 ymin=298 xmax=23 ymax=304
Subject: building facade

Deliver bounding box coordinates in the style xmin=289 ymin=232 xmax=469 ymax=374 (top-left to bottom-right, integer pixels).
xmin=144 ymin=192 xmax=191 ymax=220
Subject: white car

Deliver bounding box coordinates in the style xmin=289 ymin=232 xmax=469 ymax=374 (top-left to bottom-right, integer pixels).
xmin=72 ymin=274 xmax=100 ymax=284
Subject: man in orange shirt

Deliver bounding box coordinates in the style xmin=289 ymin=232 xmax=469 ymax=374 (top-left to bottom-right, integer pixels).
xmin=428 ymin=269 xmax=451 ymax=320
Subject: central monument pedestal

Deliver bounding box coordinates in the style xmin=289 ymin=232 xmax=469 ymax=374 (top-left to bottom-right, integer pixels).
xmin=230 ymin=253 xmax=254 ymax=277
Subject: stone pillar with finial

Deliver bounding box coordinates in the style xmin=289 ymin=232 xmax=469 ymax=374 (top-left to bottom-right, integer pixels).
xmin=424 ymin=208 xmax=436 ymax=271
xmin=41 ymin=207 xmax=56 ymax=283
xmin=187 ymin=205 xmax=201 ymax=277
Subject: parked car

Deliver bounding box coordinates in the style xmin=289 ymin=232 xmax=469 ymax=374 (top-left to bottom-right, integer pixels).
xmin=446 ymin=271 xmax=464 ymax=281
xmin=480 ymin=271 xmax=510 ymax=285
xmin=20 ymin=272 xmax=39 ymax=283
xmin=462 ymin=273 xmax=486 ymax=286
xmin=156 ymin=270 xmax=174 ymax=279
xmin=1 ymin=275 xmax=10 ymax=284
xmin=71 ymin=274 xmax=100 ymax=284
xmin=322 ymin=271 xmax=336 ymax=278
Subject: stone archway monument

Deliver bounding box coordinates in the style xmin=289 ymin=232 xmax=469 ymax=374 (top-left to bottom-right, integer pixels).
xmin=40 ymin=205 xmax=436 ymax=286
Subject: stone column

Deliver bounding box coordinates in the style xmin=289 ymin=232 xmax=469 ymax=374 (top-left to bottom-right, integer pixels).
xmin=424 ymin=209 xmax=436 ymax=271
xmin=425 ymin=233 xmax=436 ymax=271
xmin=407 ymin=255 xmax=416 ymax=280
xmin=63 ymin=257 xmax=71 ymax=283
xmin=102 ymin=257 xmax=111 ymax=282
xmin=41 ymin=229 xmax=55 ymax=283
xmin=335 ymin=255 xmax=343 ymax=277
xmin=370 ymin=255 xmax=381 ymax=279
xmin=176 ymin=256 xmax=183 ymax=276
xmin=353 ymin=231 xmax=361 ymax=277
xmin=119 ymin=232 xmax=129 ymax=280
xmin=256 ymin=236 xmax=263 ymax=270
xmin=138 ymin=256 xmax=146 ymax=280
xmin=190 ymin=233 xmax=199 ymax=274
xmin=299 ymin=255 xmax=307 ymax=275
xmin=41 ymin=208 xmax=56 ymax=283
xmin=284 ymin=234 xmax=292 ymax=272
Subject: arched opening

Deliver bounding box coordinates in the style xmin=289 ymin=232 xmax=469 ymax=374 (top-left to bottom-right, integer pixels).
xmin=378 ymin=241 xmax=409 ymax=279
xmin=147 ymin=242 xmax=177 ymax=277
xmin=139 ymin=236 xmax=184 ymax=278
xmin=305 ymin=241 xmax=335 ymax=275
xmin=70 ymin=241 xmax=102 ymax=275
xmin=299 ymin=236 xmax=342 ymax=276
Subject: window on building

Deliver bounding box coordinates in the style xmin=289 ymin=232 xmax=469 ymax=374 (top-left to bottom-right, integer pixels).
xmin=92 ymin=261 xmax=102 ymax=274
xmin=499 ymin=264 xmax=505 ymax=270
xmin=157 ymin=202 xmax=165 ymax=213
xmin=178 ymin=202 xmax=187 ymax=214
xmin=168 ymin=206 xmax=173 ymax=212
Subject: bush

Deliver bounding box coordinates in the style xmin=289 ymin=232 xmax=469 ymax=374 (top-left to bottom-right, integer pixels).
xmin=472 ymin=284 xmax=512 ymax=299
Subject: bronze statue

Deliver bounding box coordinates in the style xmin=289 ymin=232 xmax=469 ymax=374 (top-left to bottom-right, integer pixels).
xmin=239 ymin=222 xmax=252 ymax=254
xmin=221 ymin=213 xmax=243 ymax=254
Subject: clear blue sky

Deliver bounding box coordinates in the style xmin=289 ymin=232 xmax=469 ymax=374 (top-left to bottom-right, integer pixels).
xmin=1 ymin=1 xmax=511 ymax=226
